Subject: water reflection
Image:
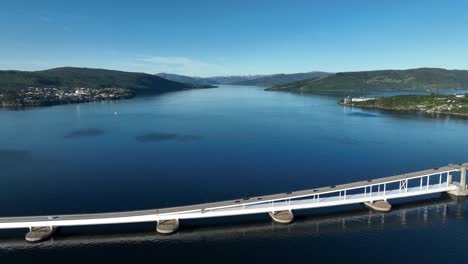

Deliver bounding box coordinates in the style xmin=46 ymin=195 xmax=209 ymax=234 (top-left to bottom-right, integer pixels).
xmin=64 ymin=128 xmax=105 ymax=139
xmin=135 ymin=132 xmax=202 ymax=143
xmin=346 ymin=112 xmax=379 ymax=118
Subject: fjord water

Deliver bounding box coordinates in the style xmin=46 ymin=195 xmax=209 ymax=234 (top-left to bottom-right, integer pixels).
xmin=1 ymin=85 xmax=468 ymax=262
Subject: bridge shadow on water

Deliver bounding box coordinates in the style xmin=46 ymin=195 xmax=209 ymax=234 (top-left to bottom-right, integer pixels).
xmin=0 ymin=193 xmax=465 ymax=251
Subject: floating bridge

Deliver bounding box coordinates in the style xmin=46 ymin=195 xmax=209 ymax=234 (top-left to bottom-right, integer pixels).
xmin=1 ymin=163 xmax=467 ymax=242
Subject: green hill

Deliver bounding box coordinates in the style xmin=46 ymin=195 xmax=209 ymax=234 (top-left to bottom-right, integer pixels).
xmin=230 ymin=72 xmax=332 ymax=87
xmin=0 ymin=67 xmax=207 ymax=95
xmin=0 ymin=67 xmax=216 ymax=108
xmin=267 ymin=68 xmax=468 ymax=93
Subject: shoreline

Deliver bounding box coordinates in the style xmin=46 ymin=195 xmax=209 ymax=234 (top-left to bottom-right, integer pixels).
xmin=0 ymin=94 xmax=135 ymax=110
xmin=0 ymin=96 xmax=134 ymax=110
xmin=0 ymin=85 xmax=218 ymax=110
xmin=338 ymin=101 xmax=468 ymax=118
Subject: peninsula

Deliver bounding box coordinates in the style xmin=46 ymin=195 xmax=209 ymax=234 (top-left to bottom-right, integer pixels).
xmin=0 ymin=67 xmax=215 ymax=108
xmin=340 ymin=93 xmax=468 ymax=117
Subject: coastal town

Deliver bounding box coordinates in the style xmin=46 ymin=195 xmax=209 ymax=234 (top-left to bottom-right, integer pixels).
xmin=0 ymin=87 xmax=133 ymax=108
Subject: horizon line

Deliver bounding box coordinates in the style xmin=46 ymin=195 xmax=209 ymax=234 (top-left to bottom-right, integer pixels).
xmin=1 ymin=66 xmax=468 ymax=78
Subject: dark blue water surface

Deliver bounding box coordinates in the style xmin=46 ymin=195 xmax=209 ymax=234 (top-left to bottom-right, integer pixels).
xmin=1 ymin=86 xmax=468 ymax=263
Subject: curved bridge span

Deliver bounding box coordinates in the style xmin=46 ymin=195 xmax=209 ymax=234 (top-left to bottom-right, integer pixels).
xmin=1 ymin=163 xmax=467 ymax=241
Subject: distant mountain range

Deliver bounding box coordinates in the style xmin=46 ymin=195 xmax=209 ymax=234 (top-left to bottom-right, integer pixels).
xmin=155 ymin=73 xmax=266 ymax=85
xmin=230 ymin=72 xmax=332 ymax=86
xmin=154 ymin=73 xmax=218 ymax=86
xmin=155 ymin=72 xmax=331 ymax=87
xmin=0 ymin=67 xmax=212 ymax=95
xmin=206 ymin=75 xmax=268 ymax=84
xmin=267 ymin=68 xmax=468 ymax=93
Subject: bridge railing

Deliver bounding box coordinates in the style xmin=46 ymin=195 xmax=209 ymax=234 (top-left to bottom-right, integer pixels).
xmin=172 ymin=168 xmax=462 ymax=216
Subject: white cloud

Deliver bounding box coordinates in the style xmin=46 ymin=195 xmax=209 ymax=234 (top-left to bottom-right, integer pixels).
xmin=136 ymin=56 xmax=226 ymax=77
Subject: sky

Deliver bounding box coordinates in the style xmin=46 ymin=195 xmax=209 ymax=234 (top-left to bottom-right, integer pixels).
xmin=1 ymin=0 xmax=468 ymax=77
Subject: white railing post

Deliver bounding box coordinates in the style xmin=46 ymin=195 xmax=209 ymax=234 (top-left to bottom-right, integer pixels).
xmin=461 ymin=167 xmax=467 ymax=191
xmin=427 ymin=175 xmax=430 ymax=190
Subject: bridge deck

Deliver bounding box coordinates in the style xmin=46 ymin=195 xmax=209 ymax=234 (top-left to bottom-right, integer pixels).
xmin=0 ymin=163 xmax=465 ymax=229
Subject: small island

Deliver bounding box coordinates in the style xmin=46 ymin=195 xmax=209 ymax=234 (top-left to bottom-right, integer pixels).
xmin=339 ymin=93 xmax=468 ymax=117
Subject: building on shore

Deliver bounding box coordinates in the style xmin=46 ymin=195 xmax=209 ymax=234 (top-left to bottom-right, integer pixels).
xmin=343 ymin=96 xmax=375 ymax=104
xmin=351 ymin=97 xmax=375 ymax=102
xmin=344 ymin=96 xmax=351 ymax=104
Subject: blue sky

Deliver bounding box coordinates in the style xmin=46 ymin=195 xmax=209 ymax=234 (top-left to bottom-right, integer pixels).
xmin=1 ymin=0 xmax=468 ymax=77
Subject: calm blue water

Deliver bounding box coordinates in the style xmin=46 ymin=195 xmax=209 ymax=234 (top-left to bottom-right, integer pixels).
xmin=1 ymin=85 xmax=468 ymax=262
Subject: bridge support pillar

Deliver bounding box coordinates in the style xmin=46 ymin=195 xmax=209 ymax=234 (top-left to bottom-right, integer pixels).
xmin=25 ymin=226 xmax=56 ymax=242
xmin=447 ymin=166 xmax=468 ymax=196
xmin=269 ymin=210 xmax=294 ymax=224
xmin=156 ymin=219 xmax=179 ymax=234
xmin=364 ymin=200 xmax=392 ymax=212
